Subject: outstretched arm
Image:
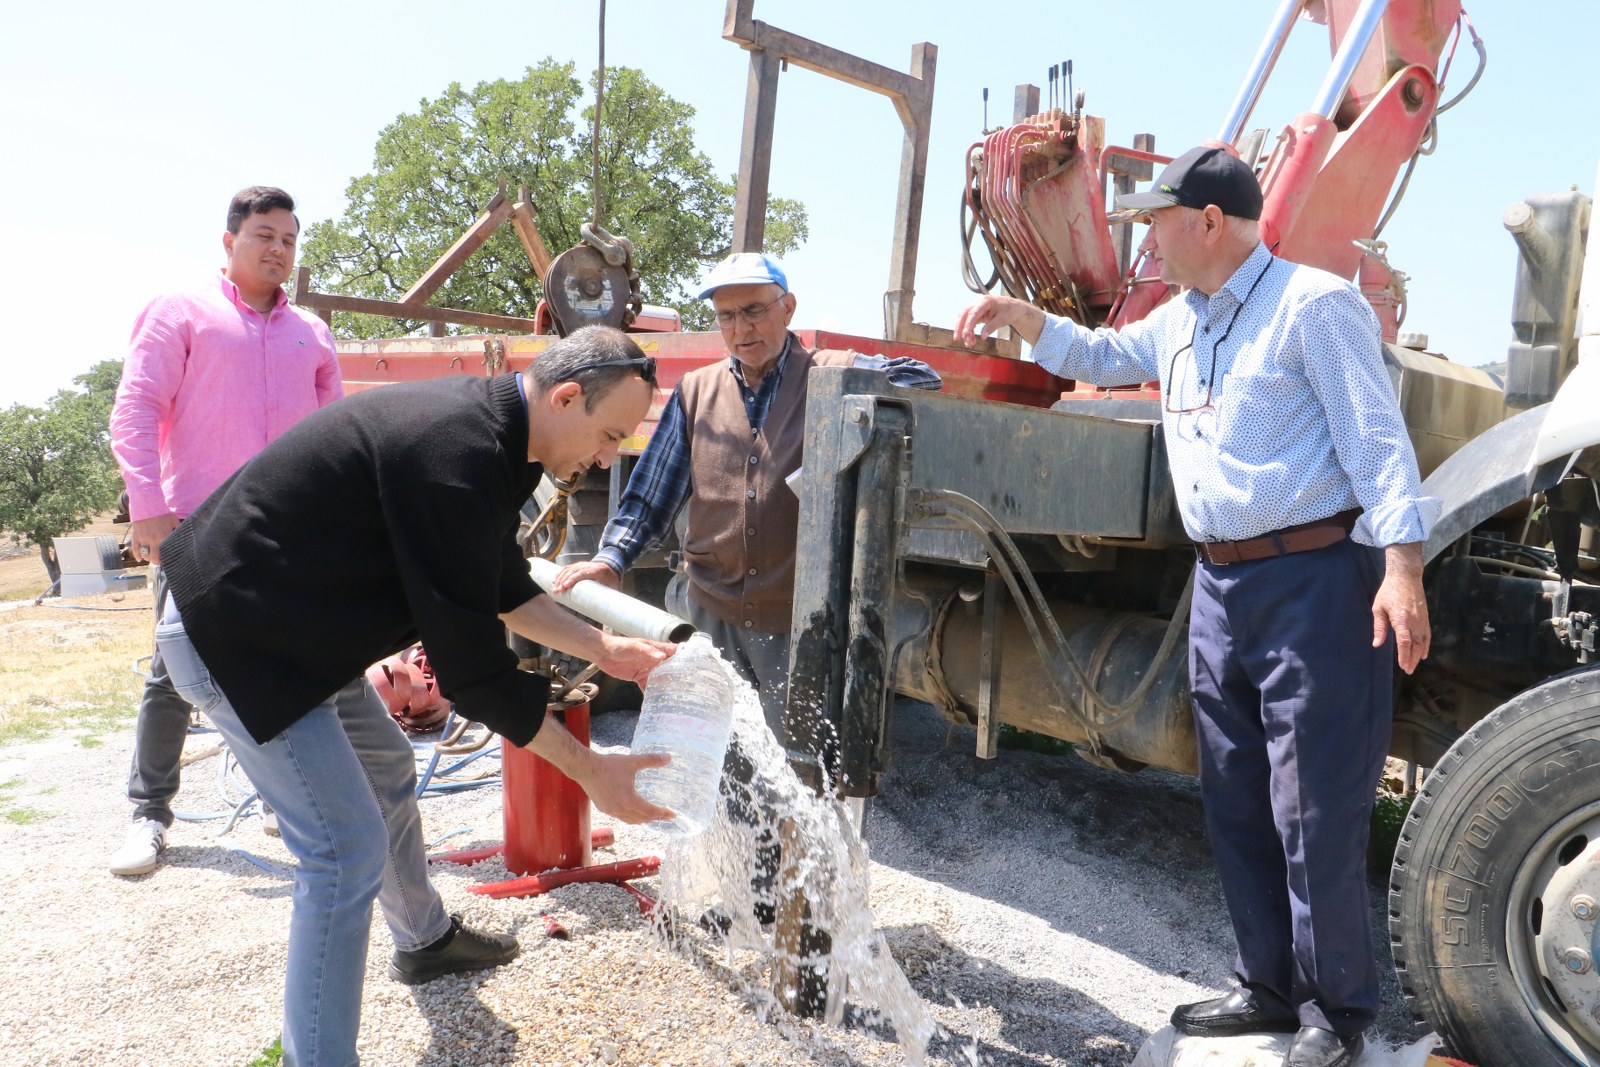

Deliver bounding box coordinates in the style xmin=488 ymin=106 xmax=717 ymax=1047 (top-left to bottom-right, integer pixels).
xmin=954 ymin=294 xmax=1047 ymax=348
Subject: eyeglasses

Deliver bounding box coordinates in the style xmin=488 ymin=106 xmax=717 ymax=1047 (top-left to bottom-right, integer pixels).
xmin=1163 ymin=258 xmax=1275 ymax=415
xmin=713 ymin=294 xmax=786 ymax=328
xmin=558 ymin=355 xmax=658 ymax=389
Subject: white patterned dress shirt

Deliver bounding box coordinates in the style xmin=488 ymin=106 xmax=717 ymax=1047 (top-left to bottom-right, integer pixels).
xmin=1032 ymin=242 xmax=1440 ymax=546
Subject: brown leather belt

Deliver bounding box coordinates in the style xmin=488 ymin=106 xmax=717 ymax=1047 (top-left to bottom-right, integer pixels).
xmin=1197 ymin=508 xmax=1360 ymax=566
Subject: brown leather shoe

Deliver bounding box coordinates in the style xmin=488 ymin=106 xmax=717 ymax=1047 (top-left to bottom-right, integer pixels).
xmin=1170 ymin=986 xmax=1299 ymax=1037
xmin=1285 ymin=1025 xmax=1363 ymax=1067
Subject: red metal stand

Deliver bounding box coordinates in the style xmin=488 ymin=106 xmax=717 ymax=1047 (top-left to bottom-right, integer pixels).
xmin=429 ymin=687 xmax=662 ymax=918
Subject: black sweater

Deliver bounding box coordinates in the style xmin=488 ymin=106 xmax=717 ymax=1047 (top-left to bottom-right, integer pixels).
xmin=162 ymin=373 xmax=550 ymax=746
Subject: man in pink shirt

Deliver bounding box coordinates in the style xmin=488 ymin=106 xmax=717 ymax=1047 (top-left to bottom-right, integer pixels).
xmin=108 ymin=186 xmax=343 ymax=876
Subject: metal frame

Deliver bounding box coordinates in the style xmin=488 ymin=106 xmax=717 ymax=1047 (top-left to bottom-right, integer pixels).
xmin=722 ymin=0 xmax=936 ymax=344
xmin=292 ymin=184 xmax=552 ymax=334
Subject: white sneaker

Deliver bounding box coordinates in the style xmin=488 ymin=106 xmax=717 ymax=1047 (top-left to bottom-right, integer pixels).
xmin=109 ymin=817 xmax=167 ymax=876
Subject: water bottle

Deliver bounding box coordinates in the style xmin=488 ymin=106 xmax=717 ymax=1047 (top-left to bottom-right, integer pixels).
xmin=630 ymin=632 xmax=736 ymax=836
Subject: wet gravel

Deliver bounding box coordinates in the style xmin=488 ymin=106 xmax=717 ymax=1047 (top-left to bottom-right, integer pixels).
xmin=0 ymin=698 xmax=1429 ymax=1066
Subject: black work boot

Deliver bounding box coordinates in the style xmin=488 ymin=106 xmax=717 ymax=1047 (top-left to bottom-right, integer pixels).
xmin=388 ymin=914 xmax=519 ymax=985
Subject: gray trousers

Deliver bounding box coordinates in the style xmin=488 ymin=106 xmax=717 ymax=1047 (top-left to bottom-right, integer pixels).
xmin=125 ymin=568 xmax=191 ymax=826
xmin=689 ymin=599 xmax=791 ymax=902
xmin=686 ymin=599 xmax=790 ymax=735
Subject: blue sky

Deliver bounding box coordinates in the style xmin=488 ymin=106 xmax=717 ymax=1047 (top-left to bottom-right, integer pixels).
xmin=2 ymin=0 xmax=1595 ymax=406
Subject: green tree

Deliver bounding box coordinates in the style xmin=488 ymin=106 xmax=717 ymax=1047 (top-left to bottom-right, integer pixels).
xmin=301 ymin=61 xmax=807 ymax=335
xmin=0 ymin=361 xmax=124 ymax=584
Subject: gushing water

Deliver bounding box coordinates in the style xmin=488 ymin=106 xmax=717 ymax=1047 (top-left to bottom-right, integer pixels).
xmin=644 ymin=640 xmax=937 ymax=1063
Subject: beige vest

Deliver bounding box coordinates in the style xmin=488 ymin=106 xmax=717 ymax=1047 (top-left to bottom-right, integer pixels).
xmin=679 ymin=345 xmax=856 ymax=633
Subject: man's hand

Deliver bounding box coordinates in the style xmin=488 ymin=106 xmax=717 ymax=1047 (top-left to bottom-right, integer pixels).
xmin=1373 ymin=542 xmax=1431 ymax=674
xmin=500 ymin=593 xmax=673 ymax=682
xmin=128 ymin=514 xmax=179 ymax=566
xmin=954 ymin=294 xmax=1046 ymax=348
xmin=578 ymin=751 xmax=677 ymax=824
xmin=527 ymin=715 xmax=674 ymax=824
xmin=552 ymin=559 xmax=621 ymax=595
xmin=595 ymin=634 xmax=675 ymax=685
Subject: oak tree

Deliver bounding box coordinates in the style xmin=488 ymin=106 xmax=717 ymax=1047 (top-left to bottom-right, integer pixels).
xmin=301 ymin=62 xmax=807 ymax=334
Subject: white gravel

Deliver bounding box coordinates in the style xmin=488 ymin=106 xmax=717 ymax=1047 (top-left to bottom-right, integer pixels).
xmin=0 ymin=698 xmax=1433 ymax=1066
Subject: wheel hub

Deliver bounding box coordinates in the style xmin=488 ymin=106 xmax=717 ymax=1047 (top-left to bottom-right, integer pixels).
xmin=1514 ymin=808 xmax=1600 ymax=1060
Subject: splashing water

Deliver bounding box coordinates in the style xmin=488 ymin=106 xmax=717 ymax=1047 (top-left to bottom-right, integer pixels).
xmin=647 ymin=641 xmax=938 ymax=1063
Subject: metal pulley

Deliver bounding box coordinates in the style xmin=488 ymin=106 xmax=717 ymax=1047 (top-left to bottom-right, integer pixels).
xmin=541 ymin=223 xmax=643 ymax=336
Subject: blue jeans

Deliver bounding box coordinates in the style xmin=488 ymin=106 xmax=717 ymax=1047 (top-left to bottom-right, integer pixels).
xmin=156 ymin=609 xmax=451 ymax=1067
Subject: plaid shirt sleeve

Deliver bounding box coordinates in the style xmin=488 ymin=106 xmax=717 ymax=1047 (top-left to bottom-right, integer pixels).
xmin=593 ymin=388 xmax=693 ymax=575
xmin=854 ymin=353 xmax=943 ymax=391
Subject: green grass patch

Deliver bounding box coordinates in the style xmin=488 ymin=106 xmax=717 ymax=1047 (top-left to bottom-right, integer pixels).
xmin=0 ymin=680 xmax=142 ymax=747
xmin=0 ymin=776 xmax=53 ymax=824
xmin=997 ymin=723 xmax=1076 ymax=756
xmin=1369 ymin=790 xmax=1415 ymax=878
xmin=0 ymin=586 xmax=152 ymax=747
xmin=245 ymin=1037 xmax=282 ymax=1067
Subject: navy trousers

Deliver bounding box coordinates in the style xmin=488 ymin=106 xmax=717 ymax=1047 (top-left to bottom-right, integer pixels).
xmin=1189 ymin=537 xmax=1392 ymax=1036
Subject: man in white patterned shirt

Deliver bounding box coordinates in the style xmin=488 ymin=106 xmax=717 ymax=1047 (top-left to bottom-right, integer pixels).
xmin=955 ymin=145 xmax=1436 ymax=1067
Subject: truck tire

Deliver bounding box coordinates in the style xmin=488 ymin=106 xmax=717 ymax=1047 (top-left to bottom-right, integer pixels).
xmin=1391 ymin=665 xmax=1600 ymax=1066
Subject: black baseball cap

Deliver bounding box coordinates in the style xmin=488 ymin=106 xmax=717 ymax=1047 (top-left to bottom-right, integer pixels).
xmin=1110 ymin=145 xmax=1263 ymax=222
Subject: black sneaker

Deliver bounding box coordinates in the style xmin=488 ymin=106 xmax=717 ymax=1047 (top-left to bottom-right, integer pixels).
xmin=388 ymin=915 xmax=519 ymax=985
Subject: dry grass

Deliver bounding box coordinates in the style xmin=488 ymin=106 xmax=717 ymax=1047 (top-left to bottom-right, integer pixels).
xmin=0 ymin=536 xmax=152 ymax=746
xmin=0 ymin=549 xmax=54 ymax=602
xmin=0 ymin=512 xmax=135 ymax=602
xmin=0 ymin=513 xmax=150 ymax=744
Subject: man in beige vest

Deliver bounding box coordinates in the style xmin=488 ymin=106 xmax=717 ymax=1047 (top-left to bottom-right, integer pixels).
xmin=553 ymin=253 xmax=940 ymax=729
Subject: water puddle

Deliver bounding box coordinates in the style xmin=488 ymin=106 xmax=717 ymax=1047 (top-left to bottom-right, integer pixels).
xmin=646 ymin=640 xmax=937 ymax=1063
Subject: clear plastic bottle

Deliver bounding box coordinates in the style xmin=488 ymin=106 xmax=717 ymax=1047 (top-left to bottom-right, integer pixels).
xmin=630 ymin=633 xmax=736 ymax=836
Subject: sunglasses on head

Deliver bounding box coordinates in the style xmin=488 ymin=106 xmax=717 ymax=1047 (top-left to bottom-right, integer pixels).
xmin=557 ymin=355 xmax=658 ymax=389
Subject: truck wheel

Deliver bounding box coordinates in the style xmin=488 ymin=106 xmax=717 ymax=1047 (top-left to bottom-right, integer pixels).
xmin=1391 ymin=665 xmax=1600 ymax=1066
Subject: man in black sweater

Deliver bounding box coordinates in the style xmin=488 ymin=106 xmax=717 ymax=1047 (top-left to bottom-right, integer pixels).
xmin=154 ymin=326 xmax=675 ymax=1067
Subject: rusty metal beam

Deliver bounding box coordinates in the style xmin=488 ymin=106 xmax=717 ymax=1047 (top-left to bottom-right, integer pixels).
xmin=883 ymin=41 xmax=935 ymax=345
xmin=731 ymin=46 xmax=780 ymax=252
xmin=510 ymin=189 xmax=554 ymax=277
xmin=725 ymin=1 xmax=921 ymax=111
xmin=400 ymin=190 xmax=513 ymax=306
xmin=293 ymin=266 xmax=539 ymax=332
xmin=722 ymin=0 xmax=935 ymax=343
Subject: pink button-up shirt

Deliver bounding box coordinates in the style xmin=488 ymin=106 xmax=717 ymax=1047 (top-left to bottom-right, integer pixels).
xmin=111 ymin=272 xmax=344 ymax=521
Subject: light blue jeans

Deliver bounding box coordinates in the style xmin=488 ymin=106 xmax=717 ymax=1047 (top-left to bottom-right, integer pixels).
xmin=156 ymin=607 xmax=451 ymax=1067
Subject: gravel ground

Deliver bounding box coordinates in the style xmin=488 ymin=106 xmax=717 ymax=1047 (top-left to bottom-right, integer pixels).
xmin=0 ymin=695 xmax=1431 ymax=1067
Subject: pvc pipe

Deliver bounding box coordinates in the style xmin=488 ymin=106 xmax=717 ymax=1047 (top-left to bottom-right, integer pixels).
xmin=1216 ymin=0 xmax=1306 ymax=144
xmin=526 ymin=556 xmax=696 ymax=643
xmin=1308 ymin=0 xmax=1391 ymax=120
